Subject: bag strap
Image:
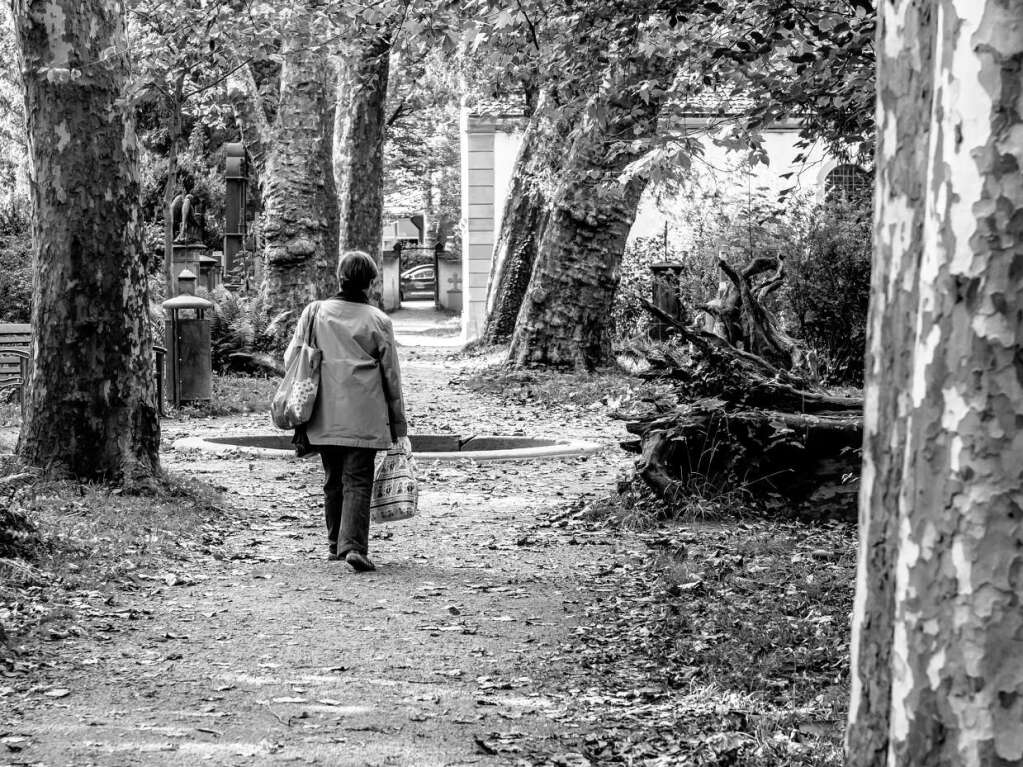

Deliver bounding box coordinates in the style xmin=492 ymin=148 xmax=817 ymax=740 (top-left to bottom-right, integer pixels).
xmin=305 ymin=301 xmax=321 ymax=348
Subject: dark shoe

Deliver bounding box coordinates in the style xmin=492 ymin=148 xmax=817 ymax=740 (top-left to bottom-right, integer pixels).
xmin=345 ymin=551 xmax=376 ymax=572
xmin=327 ymin=552 xmax=341 ymax=561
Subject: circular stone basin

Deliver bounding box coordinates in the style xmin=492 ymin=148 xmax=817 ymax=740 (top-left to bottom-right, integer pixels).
xmin=172 ymin=433 xmax=601 ymax=462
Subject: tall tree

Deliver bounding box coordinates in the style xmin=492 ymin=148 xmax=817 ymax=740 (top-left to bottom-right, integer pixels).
xmin=382 ymin=30 xmax=464 ymax=253
xmin=848 ymin=2 xmax=1023 ymax=765
xmin=11 ymin=0 xmax=160 ymax=481
xmin=334 ymin=24 xmax=393 ymax=302
xmin=458 ymin=0 xmax=679 ymax=363
xmin=507 ymin=57 xmax=668 ymax=369
xmin=481 ymin=89 xmax=573 ymax=346
xmin=481 ymin=113 xmax=549 ymax=345
xmin=0 ymin=10 xmax=26 ymax=209
xmin=229 ymin=8 xmax=338 ymax=324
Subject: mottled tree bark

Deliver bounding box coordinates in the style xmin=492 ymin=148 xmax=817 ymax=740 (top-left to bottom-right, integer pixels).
xmin=334 ymin=30 xmax=391 ymax=305
xmin=481 ymin=113 xmax=549 ymax=345
xmin=226 ymin=64 xmax=271 ymax=179
xmin=848 ymin=3 xmax=1023 ymax=765
xmin=259 ymin=15 xmax=338 ymax=320
xmin=508 ymin=83 xmax=659 ymax=370
xmin=229 ymin=11 xmax=337 ymax=326
xmin=11 ymin=0 xmax=160 ymax=481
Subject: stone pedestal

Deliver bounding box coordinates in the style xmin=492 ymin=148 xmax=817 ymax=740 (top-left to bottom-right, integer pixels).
xmin=437 ymin=258 xmax=463 ymax=312
xmin=199 ymin=253 xmax=222 ymax=292
xmin=171 ymin=243 xmax=208 ymax=296
xmin=382 ymin=251 xmax=401 ymax=311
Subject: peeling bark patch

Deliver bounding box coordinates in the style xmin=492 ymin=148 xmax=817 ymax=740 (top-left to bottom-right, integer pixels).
xmin=40 ymin=2 xmax=71 ymax=67
xmin=851 ymin=1 xmax=1023 ymax=764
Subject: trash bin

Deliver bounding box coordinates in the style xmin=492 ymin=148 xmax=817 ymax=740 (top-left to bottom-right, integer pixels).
xmin=162 ymin=269 xmax=213 ymax=405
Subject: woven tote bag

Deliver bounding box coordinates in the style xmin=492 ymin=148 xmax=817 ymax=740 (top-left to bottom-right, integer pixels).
xmin=370 ymin=445 xmax=419 ymax=523
xmin=270 ymin=302 xmax=321 ymax=430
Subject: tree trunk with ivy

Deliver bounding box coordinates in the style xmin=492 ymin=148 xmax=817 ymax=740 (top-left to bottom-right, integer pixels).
xmin=334 ymin=30 xmax=391 ymax=305
xmin=508 ymin=82 xmax=659 ymax=370
xmin=229 ymin=13 xmax=337 ymax=327
xmin=847 ymin=3 xmax=1023 ymax=765
xmin=11 ymin=0 xmax=160 ymax=482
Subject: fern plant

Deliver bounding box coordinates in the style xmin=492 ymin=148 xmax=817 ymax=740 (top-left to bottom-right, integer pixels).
xmin=206 ymin=286 xmax=289 ymax=375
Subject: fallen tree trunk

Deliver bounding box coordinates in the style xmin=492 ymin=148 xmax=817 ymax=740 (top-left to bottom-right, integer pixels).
xmin=617 ymin=297 xmax=863 ymax=518
xmin=622 ymin=398 xmax=862 ymax=515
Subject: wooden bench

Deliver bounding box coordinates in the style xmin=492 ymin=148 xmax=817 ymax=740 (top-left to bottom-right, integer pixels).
xmin=0 ymin=323 xmax=31 ymax=413
xmin=0 ymin=323 xmax=167 ymax=417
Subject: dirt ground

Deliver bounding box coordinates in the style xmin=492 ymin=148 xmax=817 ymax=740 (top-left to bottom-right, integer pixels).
xmin=1 ymin=306 xmax=645 ymax=766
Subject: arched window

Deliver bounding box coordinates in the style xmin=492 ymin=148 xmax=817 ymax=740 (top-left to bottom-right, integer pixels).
xmin=825 ymin=164 xmax=872 ymax=202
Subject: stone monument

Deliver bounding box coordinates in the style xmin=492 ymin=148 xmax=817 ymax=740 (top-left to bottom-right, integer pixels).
xmin=168 ymin=189 xmax=209 ymax=296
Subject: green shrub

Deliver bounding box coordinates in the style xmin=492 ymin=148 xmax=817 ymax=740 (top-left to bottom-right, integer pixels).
xmin=613 ymin=185 xmax=871 ymax=387
xmin=0 ymin=203 xmax=31 ymax=323
xmin=786 ymin=197 xmax=871 ymax=385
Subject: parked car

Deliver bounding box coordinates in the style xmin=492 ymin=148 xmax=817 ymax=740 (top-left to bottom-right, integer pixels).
xmin=400 ymin=264 xmax=436 ymax=301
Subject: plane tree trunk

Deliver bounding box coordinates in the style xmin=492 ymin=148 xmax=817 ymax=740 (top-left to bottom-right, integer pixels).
xmin=11 ymin=0 xmax=160 ymax=482
xmin=334 ymin=29 xmax=391 ymax=305
xmin=507 ymin=80 xmax=661 ymax=370
xmin=481 ymin=100 xmax=561 ymax=345
xmin=228 ymin=11 xmax=338 ymax=329
xmin=847 ymin=3 xmax=1023 ymax=765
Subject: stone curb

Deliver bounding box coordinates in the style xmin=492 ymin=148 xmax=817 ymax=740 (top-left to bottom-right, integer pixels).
xmin=170 ymin=436 xmax=603 ymax=462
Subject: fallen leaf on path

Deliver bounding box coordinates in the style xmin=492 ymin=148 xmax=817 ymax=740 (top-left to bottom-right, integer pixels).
xmin=1 ymin=736 xmax=29 ymax=752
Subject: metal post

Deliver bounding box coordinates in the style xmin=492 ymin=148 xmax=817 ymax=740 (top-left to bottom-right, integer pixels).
xmin=224 ymin=142 xmax=248 ymax=277
xmin=649 ymin=262 xmax=686 ymax=341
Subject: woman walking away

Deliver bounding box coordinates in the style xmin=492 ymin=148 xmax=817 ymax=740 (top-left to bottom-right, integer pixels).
xmin=284 ymin=250 xmax=408 ymax=572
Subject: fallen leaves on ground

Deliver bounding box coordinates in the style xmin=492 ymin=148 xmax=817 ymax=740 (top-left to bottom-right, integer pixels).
xmin=514 ymin=512 xmax=854 ymax=767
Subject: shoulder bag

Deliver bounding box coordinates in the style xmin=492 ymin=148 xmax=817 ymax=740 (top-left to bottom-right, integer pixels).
xmin=270 ymin=302 xmax=321 ymax=430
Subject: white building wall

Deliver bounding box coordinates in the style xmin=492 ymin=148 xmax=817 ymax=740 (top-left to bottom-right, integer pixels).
xmin=460 ymin=110 xmax=837 ymax=343
xmin=630 ymin=128 xmax=831 ymax=243
xmin=460 ymin=110 xmax=497 ymax=342
xmin=493 ymin=130 xmax=521 ymax=229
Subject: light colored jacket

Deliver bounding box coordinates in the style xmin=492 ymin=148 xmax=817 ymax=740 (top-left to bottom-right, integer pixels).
xmin=284 ymin=298 xmax=407 ymax=449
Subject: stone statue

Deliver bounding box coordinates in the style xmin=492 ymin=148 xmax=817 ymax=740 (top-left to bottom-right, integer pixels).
xmin=170 ymin=192 xmax=204 ymax=244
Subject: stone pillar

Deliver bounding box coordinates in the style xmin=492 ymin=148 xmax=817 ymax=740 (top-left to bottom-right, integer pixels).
xmin=460 ymin=108 xmax=496 ymax=341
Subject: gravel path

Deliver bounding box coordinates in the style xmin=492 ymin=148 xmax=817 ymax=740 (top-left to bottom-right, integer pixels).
xmin=2 ymin=307 xmax=639 ymax=766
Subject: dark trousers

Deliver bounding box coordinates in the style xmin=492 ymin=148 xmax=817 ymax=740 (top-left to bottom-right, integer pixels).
xmin=319 ymin=446 xmax=377 ymax=557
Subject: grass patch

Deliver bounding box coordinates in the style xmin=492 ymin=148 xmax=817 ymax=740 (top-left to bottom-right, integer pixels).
xmin=454 ymin=362 xmax=669 ymax=414
xmin=0 ymin=394 xmax=20 ymax=432
xmin=597 ymin=482 xmax=755 ymax=530
xmin=167 ymin=374 xmax=278 ymax=418
xmin=0 ymin=467 xmax=226 ymax=658
xmin=2 ymin=374 xmax=278 ymax=428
